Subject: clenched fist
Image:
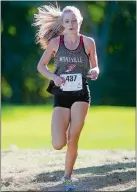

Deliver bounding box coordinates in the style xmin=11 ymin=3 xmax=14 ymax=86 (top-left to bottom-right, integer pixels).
xmin=53 ymin=75 xmax=65 ymax=87
xmin=87 ymin=67 xmax=99 ymax=80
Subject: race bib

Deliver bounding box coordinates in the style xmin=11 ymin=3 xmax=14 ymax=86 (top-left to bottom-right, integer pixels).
xmin=60 ymin=73 xmax=83 ymax=91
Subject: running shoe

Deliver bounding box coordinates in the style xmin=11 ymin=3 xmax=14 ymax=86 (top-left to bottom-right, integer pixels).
xmin=62 ymin=176 xmax=76 ymax=191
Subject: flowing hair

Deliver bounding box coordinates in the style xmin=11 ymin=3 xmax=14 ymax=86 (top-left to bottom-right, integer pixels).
xmin=33 ymin=4 xmax=83 ymax=49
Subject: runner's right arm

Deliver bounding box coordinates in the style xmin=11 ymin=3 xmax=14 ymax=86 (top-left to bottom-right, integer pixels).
xmin=37 ymin=38 xmax=65 ymax=86
xmin=37 ymin=39 xmax=57 ymax=80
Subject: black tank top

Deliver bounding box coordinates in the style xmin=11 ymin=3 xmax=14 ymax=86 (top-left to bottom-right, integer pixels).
xmin=54 ymin=35 xmax=90 ymax=79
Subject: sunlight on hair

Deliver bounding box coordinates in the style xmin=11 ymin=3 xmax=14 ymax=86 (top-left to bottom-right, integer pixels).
xmin=33 ymin=4 xmax=64 ymax=49
xmin=33 ymin=4 xmax=83 ymax=49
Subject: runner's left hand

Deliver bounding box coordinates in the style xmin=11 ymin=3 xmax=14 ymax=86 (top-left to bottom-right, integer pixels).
xmin=87 ymin=67 xmax=99 ymax=80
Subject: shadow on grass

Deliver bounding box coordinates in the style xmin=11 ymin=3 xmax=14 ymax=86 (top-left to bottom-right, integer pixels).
xmin=33 ymin=161 xmax=136 ymax=191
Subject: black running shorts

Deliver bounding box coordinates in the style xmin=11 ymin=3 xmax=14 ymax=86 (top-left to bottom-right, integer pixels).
xmin=53 ymin=84 xmax=91 ymax=109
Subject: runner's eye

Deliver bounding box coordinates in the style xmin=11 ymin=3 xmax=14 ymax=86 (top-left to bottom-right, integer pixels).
xmin=72 ymin=19 xmax=77 ymax=22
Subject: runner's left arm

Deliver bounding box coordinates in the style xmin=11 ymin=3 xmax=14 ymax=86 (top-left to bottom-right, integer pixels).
xmin=87 ymin=38 xmax=99 ymax=79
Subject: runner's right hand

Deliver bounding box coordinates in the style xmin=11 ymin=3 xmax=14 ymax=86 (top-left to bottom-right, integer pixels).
xmin=53 ymin=75 xmax=65 ymax=87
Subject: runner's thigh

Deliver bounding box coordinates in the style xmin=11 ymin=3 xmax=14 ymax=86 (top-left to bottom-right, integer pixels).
xmin=68 ymin=102 xmax=89 ymax=141
xmin=51 ymin=107 xmax=70 ymax=149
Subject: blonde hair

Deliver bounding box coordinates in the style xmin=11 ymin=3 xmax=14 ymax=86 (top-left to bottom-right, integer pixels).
xmin=33 ymin=4 xmax=83 ymax=49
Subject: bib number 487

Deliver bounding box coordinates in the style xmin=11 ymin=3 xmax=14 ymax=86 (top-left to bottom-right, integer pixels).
xmin=60 ymin=73 xmax=82 ymax=91
xmin=66 ymin=75 xmax=77 ymax=82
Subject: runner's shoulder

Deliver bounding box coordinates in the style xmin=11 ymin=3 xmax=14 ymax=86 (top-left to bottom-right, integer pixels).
xmin=82 ymin=35 xmax=95 ymax=47
xmin=48 ymin=36 xmax=60 ymax=49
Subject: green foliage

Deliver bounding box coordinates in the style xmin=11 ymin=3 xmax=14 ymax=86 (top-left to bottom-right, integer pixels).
xmin=104 ymin=1 xmax=136 ymax=106
xmin=1 ymin=77 xmax=13 ymax=99
xmin=88 ymin=4 xmax=105 ymax=24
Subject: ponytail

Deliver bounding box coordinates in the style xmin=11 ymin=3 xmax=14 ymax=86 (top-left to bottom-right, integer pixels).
xmin=33 ymin=4 xmax=64 ymax=49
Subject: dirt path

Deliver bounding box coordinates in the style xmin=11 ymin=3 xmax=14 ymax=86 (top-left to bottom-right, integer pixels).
xmin=1 ymin=149 xmax=136 ymax=191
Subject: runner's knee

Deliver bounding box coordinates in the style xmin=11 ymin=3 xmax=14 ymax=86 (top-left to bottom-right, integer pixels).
xmin=52 ymin=141 xmax=66 ymax=150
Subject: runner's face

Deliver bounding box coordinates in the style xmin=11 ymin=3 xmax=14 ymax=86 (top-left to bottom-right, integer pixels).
xmin=62 ymin=11 xmax=81 ymax=34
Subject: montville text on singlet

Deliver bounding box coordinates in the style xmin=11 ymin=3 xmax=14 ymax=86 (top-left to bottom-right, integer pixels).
xmin=59 ymin=57 xmax=82 ymax=63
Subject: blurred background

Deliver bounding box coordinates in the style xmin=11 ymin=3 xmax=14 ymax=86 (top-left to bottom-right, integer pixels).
xmin=1 ymin=1 xmax=136 ymax=150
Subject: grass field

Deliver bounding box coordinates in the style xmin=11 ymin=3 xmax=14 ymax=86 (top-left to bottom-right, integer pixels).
xmin=1 ymin=105 xmax=135 ymax=150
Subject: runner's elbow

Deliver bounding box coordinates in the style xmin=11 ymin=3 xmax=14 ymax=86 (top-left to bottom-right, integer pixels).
xmin=37 ymin=63 xmax=43 ymax=72
xmin=37 ymin=64 xmax=41 ymax=72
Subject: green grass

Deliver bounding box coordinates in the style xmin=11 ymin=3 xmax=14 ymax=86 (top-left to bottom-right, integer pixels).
xmin=2 ymin=105 xmax=135 ymax=150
